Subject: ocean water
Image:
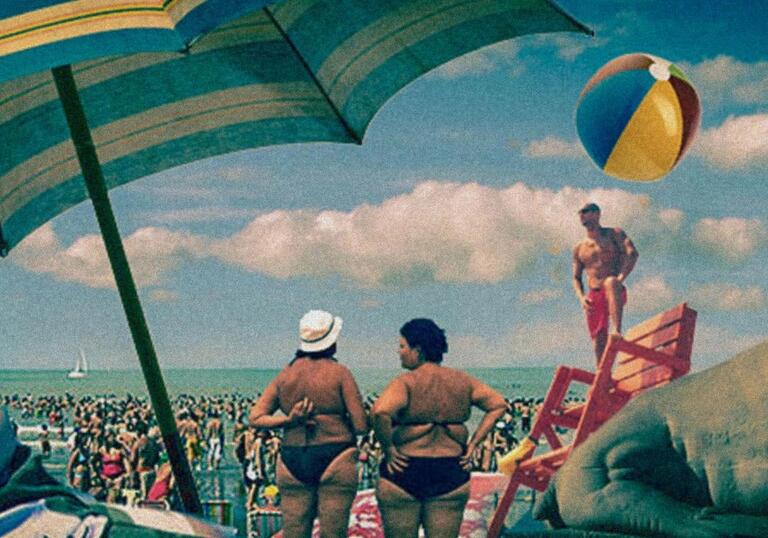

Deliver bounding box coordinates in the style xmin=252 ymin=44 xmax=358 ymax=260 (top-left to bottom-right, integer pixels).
xmin=0 ymin=366 xmax=573 ymax=401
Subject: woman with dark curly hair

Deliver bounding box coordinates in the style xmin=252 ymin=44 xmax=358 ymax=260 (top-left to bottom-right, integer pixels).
xmin=373 ymin=318 xmax=506 ymax=537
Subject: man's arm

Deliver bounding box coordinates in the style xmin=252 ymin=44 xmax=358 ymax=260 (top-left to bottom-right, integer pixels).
xmin=572 ymin=245 xmax=590 ymax=310
xmin=614 ymin=228 xmax=638 ymax=283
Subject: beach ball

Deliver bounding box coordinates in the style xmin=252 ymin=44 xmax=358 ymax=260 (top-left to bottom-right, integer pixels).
xmin=576 ymin=53 xmax=700 ymax=181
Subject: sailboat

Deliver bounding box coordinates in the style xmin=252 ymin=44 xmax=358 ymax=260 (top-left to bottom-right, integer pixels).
xmin=67 ymin=348 xmax=88 ymax=379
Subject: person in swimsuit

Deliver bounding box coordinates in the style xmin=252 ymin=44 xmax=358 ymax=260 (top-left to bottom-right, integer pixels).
xmin=205 ymin=411 xmax=225 ymax=470
xmin=373 ymin=318 xmax=506 ymax=538
xmin=249 ymin=310 xmax=368 ymax=538
xmin=572 ymin=202 xmax=638 ymax=363
xmin=147 ymin=455 xmax=175 ymax=505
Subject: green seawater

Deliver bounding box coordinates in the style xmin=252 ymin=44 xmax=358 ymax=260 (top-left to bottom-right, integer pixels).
xmin=0 ymin=367 xmax=565 ymax=400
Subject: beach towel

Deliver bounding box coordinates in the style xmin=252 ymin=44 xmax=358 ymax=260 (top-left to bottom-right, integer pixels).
xmin=0 ymin=445 xmax=236 ymax=537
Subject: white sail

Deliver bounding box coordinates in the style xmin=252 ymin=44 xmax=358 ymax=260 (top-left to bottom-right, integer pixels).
xmin=79 ymin=348 xmax=88 ymax=373
xmin=67 ymin=348 xmax=87 ymax=379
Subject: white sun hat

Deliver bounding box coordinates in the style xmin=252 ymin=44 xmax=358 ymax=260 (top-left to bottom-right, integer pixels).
xmin=299 ymin=310 xmax=343 ymax=352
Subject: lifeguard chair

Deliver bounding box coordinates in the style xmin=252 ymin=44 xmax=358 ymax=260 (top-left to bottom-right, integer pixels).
xmin=488 ymin=303 xmax=697 ymax=538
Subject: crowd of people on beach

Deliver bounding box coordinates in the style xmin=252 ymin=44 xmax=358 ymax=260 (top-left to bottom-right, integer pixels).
xmin=1 ymin=389 xmax=571 ymax=509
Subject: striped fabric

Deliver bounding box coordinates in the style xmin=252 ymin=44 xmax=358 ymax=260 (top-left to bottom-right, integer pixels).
xmin=0 ymin=1 xmax=278 ymax=81
xmin=0 ymin=0 xmax=590 ymax=253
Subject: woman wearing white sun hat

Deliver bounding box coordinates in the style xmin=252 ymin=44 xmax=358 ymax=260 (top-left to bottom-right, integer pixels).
xmin=249 ymin=310 xmax=367 ymax=538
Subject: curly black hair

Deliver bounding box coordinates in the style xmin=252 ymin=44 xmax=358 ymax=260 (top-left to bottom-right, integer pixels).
xmin=399 ymin=318 xmax=448 ymax=363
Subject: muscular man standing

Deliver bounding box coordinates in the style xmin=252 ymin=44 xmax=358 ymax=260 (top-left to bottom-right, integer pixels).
xmin=572 ymin=203 xmax=638 ymax=363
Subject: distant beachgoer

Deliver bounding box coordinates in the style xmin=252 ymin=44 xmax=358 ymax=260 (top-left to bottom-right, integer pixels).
xmin=132 ymin=425 xmax=161 ymax=498
xmin=205 ymin=411 xmax=225 ymax=470
xmin=572 ymin=202 xmax=638 ymax=363
xmin=147 ymin=455 xmax=175 ymax=504
xmin=67 ymin=434 xmax=92 ymax=492
xmin=39 ymin=423 xmax=51 ymax=458
xmin=373 ymin=318 xmax=506 ymax=538
xmin=250 ymin=310 xmax=368 ymax=538
xmin=184 ymin=416 xmax=203 ymax=471
xmin=244 ymin=429 xmax=266 ymax=510
xmin=520 ymin=401 xmax=531 ymax=433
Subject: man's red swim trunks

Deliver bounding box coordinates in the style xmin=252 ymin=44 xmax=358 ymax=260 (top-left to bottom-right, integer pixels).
xmin=585 ymin=285 xmax=627 ymax=338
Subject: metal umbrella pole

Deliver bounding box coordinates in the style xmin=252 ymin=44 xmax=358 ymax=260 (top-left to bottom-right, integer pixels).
xmin=52 ymin=65 xmax=202 ymax=515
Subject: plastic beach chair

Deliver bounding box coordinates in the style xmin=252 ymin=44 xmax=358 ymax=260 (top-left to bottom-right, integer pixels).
xmin=247 ymin=507 xmax=282 ymax=537
xmin=203 ymin=500 xmax=233 ymax=526
xmin=487 ymin=303 xmax=697 ymax=538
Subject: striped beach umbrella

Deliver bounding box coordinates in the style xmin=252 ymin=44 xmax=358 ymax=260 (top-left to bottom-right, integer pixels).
xmin=0 ymin=0 xmax=591 ymax=516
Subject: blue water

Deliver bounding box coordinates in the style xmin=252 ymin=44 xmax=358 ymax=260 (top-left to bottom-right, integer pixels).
xmin=0 ymin=367 xmax=564 ymax=401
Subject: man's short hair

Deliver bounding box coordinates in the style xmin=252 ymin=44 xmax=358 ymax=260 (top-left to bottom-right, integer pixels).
xmin=578 ymin=202 xmax=600 ymax=214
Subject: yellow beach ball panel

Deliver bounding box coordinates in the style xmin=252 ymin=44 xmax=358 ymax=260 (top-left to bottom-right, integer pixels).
xmin=604 ymin=80 xmax=683 ymax=182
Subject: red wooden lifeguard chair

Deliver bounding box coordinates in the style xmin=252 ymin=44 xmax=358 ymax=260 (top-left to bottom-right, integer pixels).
xmin=487 ymin=303 xmax=697 ymax=538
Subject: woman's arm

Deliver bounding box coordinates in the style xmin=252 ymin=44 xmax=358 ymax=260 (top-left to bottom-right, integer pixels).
xmin=66 ymin=449 xmax=78 ymax=481
xmin=372 ymin=377 xmax=410 ymax=473
xmin=461 ymin=379 xmax=506 ymax=469
xmin=340 ymin=367 xmax=368 ymax=434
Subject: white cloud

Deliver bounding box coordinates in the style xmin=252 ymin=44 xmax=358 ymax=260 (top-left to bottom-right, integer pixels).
xmin=690 ymin=283 xmax=766 ymax=312
xmin=149 ymin=289 xmax=179 ymax=302
xmin=694 ymin=114 xmax=768 ymax=170
xmin=532 ymin=28 xmax=608 ymax=61
xmin=681 ymin=55 xmax=768 ymax=106
xmin=520 ymin=288 xmax=563 ymax=305
xmin=210 ymin=181 xmax=681 ymax=287
xmin=12 ymin=223 xmax=205 ymax=289
xmin=731 ymin=76 xmax=768 ymax=104
xmin=548 ymin=35 xmax=591 ymax=61
xmin=625 ymin=276 xmax=677 ymax=314
xmin=692 ymin=217 xmax=767 ymax=261
xmin=524 ymin=136 xmax=584 ymax=159
xmin=657 ymin=209 xmax=684 ymax=232
xmin=430 ymin=41 xmax=523 ymax=79
xmin=13 ymin=182 xmax=765 ymax=291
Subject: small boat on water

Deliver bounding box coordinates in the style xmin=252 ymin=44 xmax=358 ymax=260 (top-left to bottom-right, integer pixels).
xmin=66 ymin=348 xmax=88 ymax=379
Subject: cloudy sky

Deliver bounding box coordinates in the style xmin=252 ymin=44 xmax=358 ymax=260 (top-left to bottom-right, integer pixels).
xmin=2 ymin=0 xmax=767 ymax=371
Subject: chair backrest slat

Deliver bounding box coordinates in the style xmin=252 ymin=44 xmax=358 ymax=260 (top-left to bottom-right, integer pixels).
xmin=613 ymin=303 xmax=696 ymax=394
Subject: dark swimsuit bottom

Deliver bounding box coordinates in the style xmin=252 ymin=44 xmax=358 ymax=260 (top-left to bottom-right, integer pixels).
xmin=380 ymin=420 xmax=469 ymax=500
xmin=281 ymin=442 xmax=354 ymax=485
xmin=380 ymin=456 xmax=469 ymax=500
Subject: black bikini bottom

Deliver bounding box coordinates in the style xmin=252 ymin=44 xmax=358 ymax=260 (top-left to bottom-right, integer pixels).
xmin=280 ymin=442 xmax=354 ymax=485
xmin=379 ymin=456 xmax=469 ymax=500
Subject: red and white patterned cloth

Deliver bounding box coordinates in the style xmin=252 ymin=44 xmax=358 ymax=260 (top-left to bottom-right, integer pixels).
xmin=272 ymin=473 xmax=508 ymax=538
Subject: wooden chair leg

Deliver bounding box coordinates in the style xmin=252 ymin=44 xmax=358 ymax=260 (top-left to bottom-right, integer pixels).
xmin=487 ymin=475 xmax=522 ymax=538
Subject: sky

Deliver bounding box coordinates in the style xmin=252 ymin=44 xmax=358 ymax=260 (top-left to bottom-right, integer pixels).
xmin=2 ymin=0 xmax=768 ymax=372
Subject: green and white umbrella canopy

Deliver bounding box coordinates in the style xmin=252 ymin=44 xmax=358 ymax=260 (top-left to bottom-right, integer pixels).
xmin=0 ymin=0 xmax=591 ymax=251
xmin=0 ymin=0 xmax=591 ymax=516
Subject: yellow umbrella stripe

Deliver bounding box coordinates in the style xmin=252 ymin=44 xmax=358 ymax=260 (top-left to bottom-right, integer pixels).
xmin=1 ymin=17 xmax=277 ymax=123
xmin=0 ymin=0 xmax=196 ymax=49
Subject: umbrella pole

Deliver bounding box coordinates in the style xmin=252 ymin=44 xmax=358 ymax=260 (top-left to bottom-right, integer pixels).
xmin=51 ymin=65 xmax=202 ymax=515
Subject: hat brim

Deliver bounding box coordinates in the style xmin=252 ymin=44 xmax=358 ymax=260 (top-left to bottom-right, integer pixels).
xmin=299 ymin=316 xmax=343 ymax=352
